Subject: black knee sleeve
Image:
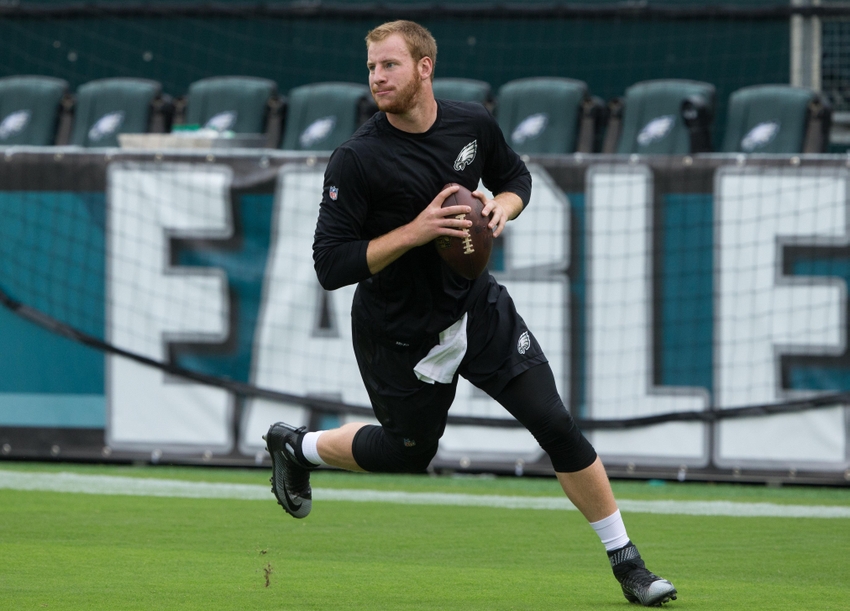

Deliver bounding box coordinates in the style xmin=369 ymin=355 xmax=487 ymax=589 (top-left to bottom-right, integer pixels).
xmin=495 ymin=364 xmax=598 ymax=473
xmin=532 ymin=407 xmax=597 ymax=473
xmin=352 ymin=424 xmax=439 ymax=473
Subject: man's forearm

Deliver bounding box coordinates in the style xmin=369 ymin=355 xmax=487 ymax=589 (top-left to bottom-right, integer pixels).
xmin=495 ymin=191 xmax=524 ymax=221
xmin=366 ymin=224 xmax=417 ymax=275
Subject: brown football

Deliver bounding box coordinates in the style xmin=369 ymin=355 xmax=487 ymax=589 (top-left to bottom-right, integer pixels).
xmin=434 ymin=183 xmax=493 ymax=279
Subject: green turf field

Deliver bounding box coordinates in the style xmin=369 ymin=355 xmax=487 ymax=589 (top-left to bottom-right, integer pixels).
xmin=1 ymin=462 xmax=848 ymax=610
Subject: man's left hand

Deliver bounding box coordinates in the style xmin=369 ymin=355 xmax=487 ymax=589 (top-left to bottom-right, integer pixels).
xmin=473 ymin=191 xmax=524 ymax=238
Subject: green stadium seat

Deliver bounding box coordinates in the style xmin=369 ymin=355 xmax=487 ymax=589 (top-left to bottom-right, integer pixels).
xmin=281 ymin=82 xmax=374 ymax=151
xmin=69 ymin=78 xmax=173 ymax=148
xmin=0 ymin=75 xmax=72 ymax=146
xmin=433 ymin=78 xmax=493 ymax=109
xmin=495 ymin=77 xmax=594 ymax=154
xmin=179 ymin=76 xmax=283 ymax=147
xmin=721 ymin=84 xmax=831 ymax=154
xmin=604 ymin=79 xmax=715 ymax=154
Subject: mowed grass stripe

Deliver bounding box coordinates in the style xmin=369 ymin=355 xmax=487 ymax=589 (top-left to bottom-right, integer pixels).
xmin=2 ymin=469 xmax=848 ymax=519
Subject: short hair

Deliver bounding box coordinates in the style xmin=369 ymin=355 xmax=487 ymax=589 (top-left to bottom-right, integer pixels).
xmin=365 ymin=20 xmax=437 ymax=80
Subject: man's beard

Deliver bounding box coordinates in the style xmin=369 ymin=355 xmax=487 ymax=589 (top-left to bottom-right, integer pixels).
xmin=373 ymin=72 xmax=422 ymax=114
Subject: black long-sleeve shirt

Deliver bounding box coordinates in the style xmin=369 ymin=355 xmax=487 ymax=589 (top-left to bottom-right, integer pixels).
xmin=313 ymin=99 xmax=532 ymax=346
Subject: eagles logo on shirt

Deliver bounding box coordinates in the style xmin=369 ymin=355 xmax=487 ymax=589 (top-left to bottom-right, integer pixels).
xmin=453 ymin=140 xmax=477 ymax=171
xmin=517 ymin=331 xmax=531 ymax=355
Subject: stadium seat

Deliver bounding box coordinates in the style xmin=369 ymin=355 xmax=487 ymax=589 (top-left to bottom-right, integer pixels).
xmin=178 ymin=76 xmax=283 ymax=147
xmin=495 ymin=77 xmax=596 ymax=154
xmin=603 ymin=79 xmax=716 ymax=154
xmin=433 ymin=77 xmax=493 ymax=110
xmin=0 ymin=75 xmax=72 ymax=146
xmin=69 ymin=78 xmax=173 ymax=148
xmin=721 ymin=84 xmax=832 ymax=154
xmin=280 ymin=82 xmax=375 ymax=151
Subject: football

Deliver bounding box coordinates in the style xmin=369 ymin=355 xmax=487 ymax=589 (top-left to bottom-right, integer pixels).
xmin=434 ymin=183 xmax=493 ymax=279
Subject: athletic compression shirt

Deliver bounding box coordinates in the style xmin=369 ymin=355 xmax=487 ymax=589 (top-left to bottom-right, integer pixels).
xmin=313 ymin=99 xmax=532 ymax=346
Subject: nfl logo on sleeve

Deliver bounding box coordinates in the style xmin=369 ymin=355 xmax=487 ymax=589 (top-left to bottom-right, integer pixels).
xmin=329 ymin=186 xmax=339 ymax=201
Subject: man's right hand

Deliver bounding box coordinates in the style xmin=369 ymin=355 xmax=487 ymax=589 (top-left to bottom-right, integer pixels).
xmin=366 ymin=184 xmax=473 ymax=275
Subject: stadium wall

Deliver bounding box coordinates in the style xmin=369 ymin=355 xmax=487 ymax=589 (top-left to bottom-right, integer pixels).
xmin=0 ymin=0 xmax=793 ymax=149
xmin=0 ymin=149 xmax=849 ymax=485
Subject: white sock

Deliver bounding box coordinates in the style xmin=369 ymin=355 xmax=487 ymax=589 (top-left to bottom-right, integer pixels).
xmin=301 ymin=431 xmax=329 ymax=467
xmin=590 ymin=509 xmax=631 ymax=552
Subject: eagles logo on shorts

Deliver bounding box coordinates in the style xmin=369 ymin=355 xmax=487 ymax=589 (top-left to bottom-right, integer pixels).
xmin=517 ymin=331 xmax=531 ymax=355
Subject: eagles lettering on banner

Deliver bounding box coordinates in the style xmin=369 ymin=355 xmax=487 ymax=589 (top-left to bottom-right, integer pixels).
xmin=241 ymin=166 xmax=368 ymax=456
xmin=586 ymin=166 xmax=709 ymax=464
xmin=106 ymin=163 xmax=234 ymax=452
xmin=93 ymin=156 xmax=848 ymax=471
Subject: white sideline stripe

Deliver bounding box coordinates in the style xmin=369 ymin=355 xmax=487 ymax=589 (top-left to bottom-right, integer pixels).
xmin=1 ymin=470 xmax=848 ymax=519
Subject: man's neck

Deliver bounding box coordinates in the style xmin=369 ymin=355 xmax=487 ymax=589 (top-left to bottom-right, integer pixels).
xmin=386 ymin=96 xmax=438 ymax=134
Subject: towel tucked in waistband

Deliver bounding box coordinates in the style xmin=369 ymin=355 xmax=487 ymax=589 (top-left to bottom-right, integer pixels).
xmin=413 ymin=313 xmax=468 ymax=385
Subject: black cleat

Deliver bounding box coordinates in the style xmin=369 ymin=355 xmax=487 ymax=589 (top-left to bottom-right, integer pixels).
xmin=610 ymin=542 xmax=677 ymax=607
xmin=263 ymin=422 xmax=316 ymax=519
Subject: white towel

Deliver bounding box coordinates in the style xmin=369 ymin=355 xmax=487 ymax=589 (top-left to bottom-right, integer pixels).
xmin=413 ymin=313 xmax=469 ymax=384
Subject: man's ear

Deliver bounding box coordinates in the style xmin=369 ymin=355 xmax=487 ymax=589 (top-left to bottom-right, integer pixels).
xmin=418 ymin=56 xmax=433 ymax=81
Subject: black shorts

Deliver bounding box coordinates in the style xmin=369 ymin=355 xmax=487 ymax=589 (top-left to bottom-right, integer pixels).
xmin=352 ymin=276 xmax=548 ymax=449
